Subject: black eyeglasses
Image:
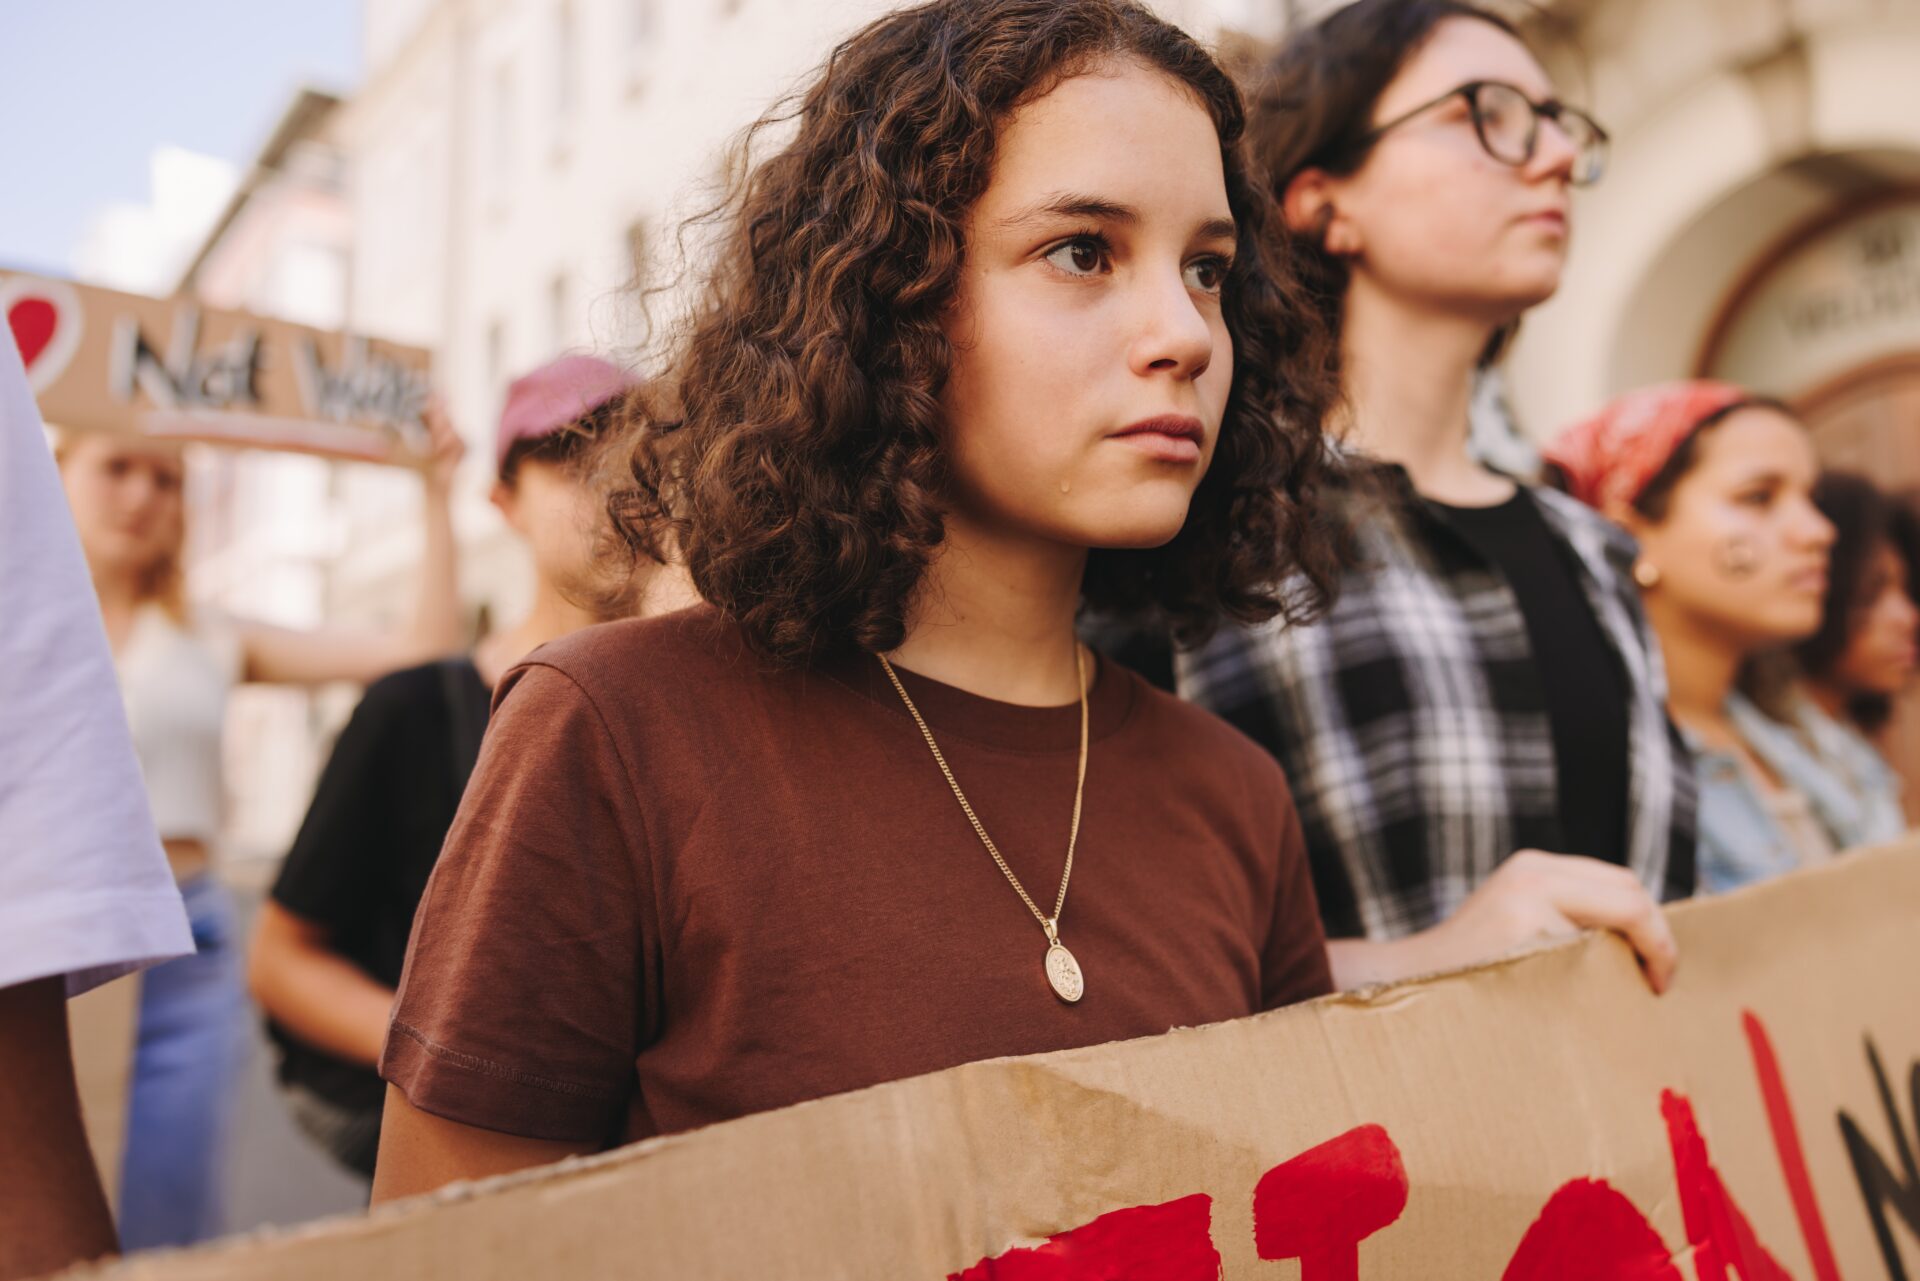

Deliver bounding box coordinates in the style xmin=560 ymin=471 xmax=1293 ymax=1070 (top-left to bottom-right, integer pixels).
xmin=1356 ymin=80 xmax=1610 ymax=187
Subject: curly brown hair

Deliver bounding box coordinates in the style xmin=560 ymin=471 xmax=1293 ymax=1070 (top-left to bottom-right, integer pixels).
xmin=608 ymin=0 xmax=1338 ymax=665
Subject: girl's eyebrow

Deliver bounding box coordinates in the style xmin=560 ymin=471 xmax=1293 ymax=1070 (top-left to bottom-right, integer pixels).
xmin=1194 ymin=216 xmax=1238 ymax=243
xmin=1726 ymin=467 xmax=1796 ymax=487
xmin=996 ymin=193 xmax=1137 ymax=230
xmin=995 ymin=192 xmax=1236 ymax=243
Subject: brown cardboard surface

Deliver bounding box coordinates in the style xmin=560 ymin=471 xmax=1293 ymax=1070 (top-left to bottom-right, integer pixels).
xmin=65 ymin=974 xmax=141 ymax=1211
xmin=1 ymin=271 xmax=431 ymax=463
xmin=59 ymin=841 xmax=1920 ymax=1279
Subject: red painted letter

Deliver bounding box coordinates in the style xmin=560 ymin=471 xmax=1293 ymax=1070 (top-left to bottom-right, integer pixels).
xmin=1252 ymin=1123 xmax=1409 ymax=1281
xmin=1663 ymin=1090 xmax=1793 ymax=1281
xmin=948 ymin=1194 xmax=1221 ymax=1281
xmin=1502 ymin=1179 xmax=1684 ymax=1280
xmin=1744 ymin=1011 xmax=1842 ymax=1281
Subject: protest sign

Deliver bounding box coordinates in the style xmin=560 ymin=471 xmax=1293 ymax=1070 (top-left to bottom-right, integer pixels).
xmin=66 ymin=977 xmax=140 ymax=1213
xmin=2 ymin=270 xmax=431 ymax=464
xmin=62 ymin=841 xmax=1920 ymax=1280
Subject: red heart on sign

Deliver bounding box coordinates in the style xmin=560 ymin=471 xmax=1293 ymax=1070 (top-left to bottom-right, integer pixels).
xmin=9 ymin=297 xmax=58 ymax=370
xmin=2 ymin=276 xmax=84 ymax=392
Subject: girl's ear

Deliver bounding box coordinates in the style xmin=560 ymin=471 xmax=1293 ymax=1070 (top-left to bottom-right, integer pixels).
xmin=1604 ymin=495 xmax=1645 ymax=538
xmin=490 ymin=479 xmax=521 ymax=532
xmin=1281 ymin=168 xmax=1357 ymax=256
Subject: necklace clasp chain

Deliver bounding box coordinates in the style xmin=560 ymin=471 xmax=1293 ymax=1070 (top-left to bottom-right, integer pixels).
xmin=877 ymin=647 xmax=1089 ymax=1002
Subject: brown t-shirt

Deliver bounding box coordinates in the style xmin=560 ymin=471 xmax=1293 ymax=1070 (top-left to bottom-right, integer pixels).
xmin=381 ymin=607 xmax=1330 ymax=1145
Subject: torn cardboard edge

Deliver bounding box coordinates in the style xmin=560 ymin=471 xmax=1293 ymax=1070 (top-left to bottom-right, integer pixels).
xmin=59 ymin=840 xmax=1920 ymax=1279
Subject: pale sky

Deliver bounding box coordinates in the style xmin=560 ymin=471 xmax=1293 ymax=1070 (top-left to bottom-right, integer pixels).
xmin=0 ymin=2 xmax=361 ymax=280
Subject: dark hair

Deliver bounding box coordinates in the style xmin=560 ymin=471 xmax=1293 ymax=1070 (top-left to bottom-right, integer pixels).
xmin=1628 ymin=397 xmax=1788 ymax=521
xmin=606 ymin=0 xmax=1338 ymax=665
xmin=1244 ymin=0 xmax=1524 ymax=368
xmin=499 ymin=397 xmax=626 ymax=487
xmin=1796 ymin=472 xmax=1920 ymax=730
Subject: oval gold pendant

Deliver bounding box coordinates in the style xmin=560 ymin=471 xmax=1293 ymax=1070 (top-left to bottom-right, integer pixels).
xmin=1045 ymin=941 xmax=1084 ymax=1003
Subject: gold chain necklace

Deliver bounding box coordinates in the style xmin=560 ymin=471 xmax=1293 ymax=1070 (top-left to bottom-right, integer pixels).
xmin=877 ymin=648 xmax=1089 ymax=1003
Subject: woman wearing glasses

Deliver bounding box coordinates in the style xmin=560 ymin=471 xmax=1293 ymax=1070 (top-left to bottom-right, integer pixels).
xmin=1178 ymin=0 xmax=1695 ymax=989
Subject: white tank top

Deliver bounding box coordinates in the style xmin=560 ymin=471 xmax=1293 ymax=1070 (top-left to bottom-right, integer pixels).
xmin=114 ymin=605 xmax=242 ymax=845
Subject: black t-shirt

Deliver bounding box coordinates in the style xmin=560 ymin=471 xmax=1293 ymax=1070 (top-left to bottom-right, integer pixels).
xmin=268 ymin=657 xmax=492 ymax=1109
xmin=1430 ymin=489 xmax=1631 ymax=864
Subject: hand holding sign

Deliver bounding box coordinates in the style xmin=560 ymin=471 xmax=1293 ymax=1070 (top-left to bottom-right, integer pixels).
xmin=1397 ymin=856 xmax=1681 ymax=998
xmin=417 ymin=398 xmax=467 ymax=494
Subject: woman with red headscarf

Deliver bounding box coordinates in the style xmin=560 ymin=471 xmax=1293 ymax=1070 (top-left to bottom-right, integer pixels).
xmin=1546 ymin=382 xmax=1841 ymax=891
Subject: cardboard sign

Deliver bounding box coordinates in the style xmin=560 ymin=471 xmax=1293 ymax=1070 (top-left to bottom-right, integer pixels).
xmin=67 ymin=843 xmax=1920 ymax=1280
xmin=0 ymin=270 xmax=432 ymax=464
xmin=66 ymin=975 xmax=140 ymax=1214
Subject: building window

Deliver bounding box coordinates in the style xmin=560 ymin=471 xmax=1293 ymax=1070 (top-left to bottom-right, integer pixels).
xmin=629 ymin=0 xmax=658 ymax=45
xmin=283 ymin=140 xmax=346 ymax=193
xmin=487 ymin=319 xmax=509 ymax=405
xmin=490 ymin=62 xmax=516 ymax=203
xmin=625 ymin=218 xmax=649 ymax=289
xmin=549 ymin=273 xmax=570 ymax=353
xmin=627 ymin=0 xmax=658 ymax=89
xmin=553 ymin=2 xmax=576 ymax=131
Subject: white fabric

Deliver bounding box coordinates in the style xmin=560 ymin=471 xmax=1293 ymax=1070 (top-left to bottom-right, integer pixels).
xmin=116 ymin=604 xmax=240 ymax=844
xmin=0 ymin=329 xmax=192 ymax=996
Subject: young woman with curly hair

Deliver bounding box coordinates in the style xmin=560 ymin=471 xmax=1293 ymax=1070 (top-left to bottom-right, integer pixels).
xmin=373 ymin=0 xmax=1338 ymax=1199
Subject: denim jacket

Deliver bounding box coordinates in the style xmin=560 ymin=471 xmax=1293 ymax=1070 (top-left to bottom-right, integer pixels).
xmin=1694 ymin=694 xmax=1906 ymax=893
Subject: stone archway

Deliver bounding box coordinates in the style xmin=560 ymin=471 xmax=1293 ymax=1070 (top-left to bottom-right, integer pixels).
xmin=1503 ymin=7 xmax=1920 ymax=435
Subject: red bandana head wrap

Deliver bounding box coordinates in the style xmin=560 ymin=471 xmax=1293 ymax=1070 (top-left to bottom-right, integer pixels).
xmin=1544 ymin=380 xmax=1755 ymax=515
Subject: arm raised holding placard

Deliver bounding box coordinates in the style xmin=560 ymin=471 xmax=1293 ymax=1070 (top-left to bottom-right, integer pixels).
xmin=236 ymin=402 xmax=466 ymax=686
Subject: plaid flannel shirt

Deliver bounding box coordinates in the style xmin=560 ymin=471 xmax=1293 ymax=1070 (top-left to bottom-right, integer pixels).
xmin=1177 ymin=465 xmax=1697 ymax=940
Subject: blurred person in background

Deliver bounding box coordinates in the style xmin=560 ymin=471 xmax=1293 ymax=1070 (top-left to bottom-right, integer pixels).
xmin=1176 ymin=0 xmax=1690 ymax=991
xmin=1546 ymin=380 xmax=1838 ymax=894
xmin=53 ymin=410 xmax=464 ymax=1248
xmin=1729 ymin=472 xmax=1918 ymax=848
xmin=249 ymin=357 xmax=696 ymax=1182
xmin=0 ymin=327 xmax=192 ymax=1280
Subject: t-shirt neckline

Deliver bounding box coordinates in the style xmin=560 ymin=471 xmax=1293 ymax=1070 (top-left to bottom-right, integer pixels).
xmin=817 ymin=647 xmax=1136 ymax=754
xmin=1426 ymin=486 xmax=1531 ymax=518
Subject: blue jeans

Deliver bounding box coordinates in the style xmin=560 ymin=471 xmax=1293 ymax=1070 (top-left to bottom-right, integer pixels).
xmin=118 ymin=874 xmax=247 ymax=1250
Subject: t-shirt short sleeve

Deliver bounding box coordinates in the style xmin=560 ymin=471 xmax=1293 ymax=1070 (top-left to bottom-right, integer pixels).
xmin=0 ymin=328 xmax=191 ymax=995
xmin=380 ymin=662 xmax=653 ymax=1144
